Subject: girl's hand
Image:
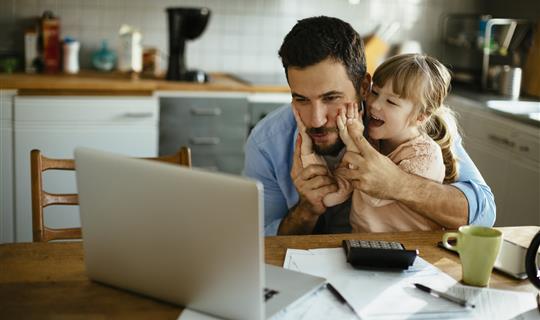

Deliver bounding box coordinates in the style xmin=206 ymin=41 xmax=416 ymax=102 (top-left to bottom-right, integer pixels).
xmin=337 ymin=102 xmax=364 ymax=153
xmin=292 ymin=107 xmax=313 ymax=156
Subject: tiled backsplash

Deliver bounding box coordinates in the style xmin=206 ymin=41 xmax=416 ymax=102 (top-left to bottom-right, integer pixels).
xmin=2 ymin=0 xmax=532 ymax=74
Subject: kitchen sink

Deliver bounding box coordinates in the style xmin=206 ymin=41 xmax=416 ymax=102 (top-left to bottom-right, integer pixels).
xmin=486 ymin=100 xmax=540 ymax=114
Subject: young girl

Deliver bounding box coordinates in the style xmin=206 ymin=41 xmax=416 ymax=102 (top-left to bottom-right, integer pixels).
xmin=294 ymin=53 xmax=458 ymax=232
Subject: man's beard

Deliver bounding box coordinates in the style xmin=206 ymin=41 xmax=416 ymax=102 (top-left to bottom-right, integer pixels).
xmin=307 ymin=127 xmax=345 ymax=156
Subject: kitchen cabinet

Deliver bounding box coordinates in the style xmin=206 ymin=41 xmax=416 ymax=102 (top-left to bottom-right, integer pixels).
xmin=13 ymin=95 xmax=158 ymax=242
xmin=159 ymin=92 xmax=290 ymax=175
xmin=0 ymin=90 xmax=16 ymax=243
xmin=448 ymin=95 xmax=540 ymax=226
xmin=159 ymin=92 xmax=250 ymax=174
xmin=248 ymin=93 xmax=291 ymax=133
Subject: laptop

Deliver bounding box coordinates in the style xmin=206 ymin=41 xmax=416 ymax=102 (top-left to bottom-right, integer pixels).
xmin=74 ymin=147 xmax=325 ymax=320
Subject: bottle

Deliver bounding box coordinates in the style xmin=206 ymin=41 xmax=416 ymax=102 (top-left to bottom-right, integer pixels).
xmin=118 ymin=25 xmax=143 ymax=73
xmin=41 ymin=11 xmax=61 ymax=73
xmin=92 ymin=40 xmax=116 ymax=71
xmin=24 ymin=28 xmax=38 ymax=73
xmin=477 ymin=15 xmax=491 ymax=50
xmin=63 ymin=37 xmax=80 ymax=74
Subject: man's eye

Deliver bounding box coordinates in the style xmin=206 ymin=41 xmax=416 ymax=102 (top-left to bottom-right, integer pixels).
xmin=294 ymin=97 xmax=307 ymax=103
xmin=371 ymin=90 xmax=379 ymax=96
xmin=323 ymin=96 xmax=339 ymax=102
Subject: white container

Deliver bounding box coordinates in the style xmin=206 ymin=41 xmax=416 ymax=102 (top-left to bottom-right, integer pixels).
xmin=24 ymin=30 xmax=38 ymax=73
xmin=63 ymin=39 xmax=80 ymax=74
xmin=499 ymin=65 xmax=522 ymax=99
xmin=118 ymin=25 xmax=142 ymax=73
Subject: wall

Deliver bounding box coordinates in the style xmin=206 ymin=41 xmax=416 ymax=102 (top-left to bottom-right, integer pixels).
xmin=1 ymin=0 xmax=483 ymax=74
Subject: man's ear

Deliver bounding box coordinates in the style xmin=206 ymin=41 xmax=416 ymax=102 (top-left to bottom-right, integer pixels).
xmin=359 ymin=73 xmax=372 ymax=99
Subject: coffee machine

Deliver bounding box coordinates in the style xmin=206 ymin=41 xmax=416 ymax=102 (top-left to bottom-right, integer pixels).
xmin=166 ymin=7 xmax=211 ymax=82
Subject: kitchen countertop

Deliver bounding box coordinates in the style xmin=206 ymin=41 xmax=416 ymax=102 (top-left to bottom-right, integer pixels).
xmin=0 ymin=71 xmax=290 ymax=95
xmin=449 ymin=87 xmax=540 ymax=128
xmin=3 ymin=73 xmax=537 ymax=128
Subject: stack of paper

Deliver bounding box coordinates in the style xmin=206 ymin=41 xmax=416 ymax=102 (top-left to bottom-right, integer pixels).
xmin=279 ymin=248 xmax=537 ymax=320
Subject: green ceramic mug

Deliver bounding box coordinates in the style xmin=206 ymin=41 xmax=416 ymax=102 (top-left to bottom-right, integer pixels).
xmin=442 ymin=225 xmax=502 ymax=287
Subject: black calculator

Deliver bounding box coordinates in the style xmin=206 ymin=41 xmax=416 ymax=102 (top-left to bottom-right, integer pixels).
xmin=342 ymin=239 xmax=418 ymax=270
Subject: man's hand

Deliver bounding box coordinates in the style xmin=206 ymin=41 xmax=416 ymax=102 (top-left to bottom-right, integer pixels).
xmin=278 ymin=110 xmax=338 ymax=235
xmin=290 ymin=131 xmax=337 ymax=216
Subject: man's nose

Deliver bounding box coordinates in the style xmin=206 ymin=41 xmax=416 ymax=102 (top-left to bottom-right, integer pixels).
xmin=309 ymin=102 xmax=328 ymax=128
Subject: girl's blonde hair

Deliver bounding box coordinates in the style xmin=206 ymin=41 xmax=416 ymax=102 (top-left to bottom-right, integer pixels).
xmin=372 ymin=53 xmax=458 ymax=183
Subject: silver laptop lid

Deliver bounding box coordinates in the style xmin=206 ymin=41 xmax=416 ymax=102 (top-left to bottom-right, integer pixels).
xmin=75 ymin=147 xmax=265 ymax=320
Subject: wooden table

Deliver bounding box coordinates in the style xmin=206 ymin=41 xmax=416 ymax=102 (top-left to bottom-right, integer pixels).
xmin=0 ymin=231 xmax=535 ymax=319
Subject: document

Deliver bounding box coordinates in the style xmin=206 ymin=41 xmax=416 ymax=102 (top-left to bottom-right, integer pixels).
xmin=178 ymin=248 xmax=537 ymax=320
xmin=177 ymin=309 xmax=223 ymax=320
xmin=282 ymin=248 xmax=537 ymax=320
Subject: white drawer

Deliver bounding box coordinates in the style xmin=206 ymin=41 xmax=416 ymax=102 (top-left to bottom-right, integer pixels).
xmin=14 ymin=96 xmax=158 ymax=124
xmin=0 ymin=90 xmax=16 ymax=121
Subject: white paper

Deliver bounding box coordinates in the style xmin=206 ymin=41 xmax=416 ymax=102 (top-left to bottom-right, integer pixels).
xmin=177 ymin=309 xmax=224 ymax=320
xmin=284 ymin=248 xmax=537 ymax=320
xmin=270 ymin=285 xmax=359 ymax=320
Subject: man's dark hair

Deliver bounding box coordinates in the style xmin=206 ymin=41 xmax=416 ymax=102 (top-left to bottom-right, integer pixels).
xmin=278 ymin=16 xmax=366 ymax=93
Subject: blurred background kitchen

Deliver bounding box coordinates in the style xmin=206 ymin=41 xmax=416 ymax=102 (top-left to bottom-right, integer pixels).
xmin=0 ymin=0 xmax=537 ymax=75
xmin=0 ymin=0 xmax=539 ymax=243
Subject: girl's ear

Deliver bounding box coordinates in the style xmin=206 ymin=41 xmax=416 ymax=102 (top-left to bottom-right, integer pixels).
xmin=359 ymin=73 xmax=372 ymax=98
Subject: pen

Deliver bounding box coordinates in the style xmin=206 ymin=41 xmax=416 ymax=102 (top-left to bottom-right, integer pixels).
xmin=414 ymin=283 xmax=475 ymax=308
xmin=326 ymin=282 xmax=356 ymax=313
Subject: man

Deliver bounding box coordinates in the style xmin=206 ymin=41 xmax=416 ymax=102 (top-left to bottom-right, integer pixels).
xmin=244 ymin=16 xmax=495 ymax=236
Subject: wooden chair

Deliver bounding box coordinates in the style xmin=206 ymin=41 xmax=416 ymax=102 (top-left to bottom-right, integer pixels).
xmin=31 ymin=147 xmax=192 ymax=242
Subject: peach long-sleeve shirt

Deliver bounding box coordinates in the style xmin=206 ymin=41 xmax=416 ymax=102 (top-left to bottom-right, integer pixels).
xmin=350 ymin=134 xmax=446 ymax=232
xmin=301 ymin=134 xmax=446 ymax=232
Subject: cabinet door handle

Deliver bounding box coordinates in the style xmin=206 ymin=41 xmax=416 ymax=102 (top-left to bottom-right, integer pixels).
xmin=190 ymin=108 xmax=222 ymax=116
xmin=487 ymin=134 xmax=515 ymax=148
xmin=122 ymin=112 xmax=154 ymax=118
xmin=190 ymin=137 xmax=221 ymax=145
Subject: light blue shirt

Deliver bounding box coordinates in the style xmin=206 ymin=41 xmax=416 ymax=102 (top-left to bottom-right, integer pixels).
xmin=244 ymin=105 xmax=496 ymax=236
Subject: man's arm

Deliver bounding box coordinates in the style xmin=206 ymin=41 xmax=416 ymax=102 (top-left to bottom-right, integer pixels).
xmin=388 ymin=172 xmax=469 ymax=228
xmin=244 ymin=136 xmax=289 ymax=236
xmin=450 ymin=137 xmax=496 ymax=226
xmin=342 ymin=134 xmax=470 ymax=229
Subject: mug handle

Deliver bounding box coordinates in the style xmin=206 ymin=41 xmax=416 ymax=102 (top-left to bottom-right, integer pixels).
xmin=442 ymin=232 xmax=460 ymax=252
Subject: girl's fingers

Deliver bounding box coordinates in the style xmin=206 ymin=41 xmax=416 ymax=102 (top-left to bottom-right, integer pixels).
xmin=346 ymin=103 xmax=354 ymax=119
xmin=337 ymin=110 xmax=346 ymax=131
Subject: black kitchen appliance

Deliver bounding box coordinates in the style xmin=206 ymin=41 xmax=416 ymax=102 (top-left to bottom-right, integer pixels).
xmin=166 ymin=7 xmax=211 ymax=82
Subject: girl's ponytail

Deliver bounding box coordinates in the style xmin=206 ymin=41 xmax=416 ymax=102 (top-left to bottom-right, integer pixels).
xmin=424 ymin=105 xmax=459 ymax=183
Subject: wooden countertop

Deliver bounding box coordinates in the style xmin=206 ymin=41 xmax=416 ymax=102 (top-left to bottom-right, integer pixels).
xmin=0 ymin=71 xmax=290 ymax=95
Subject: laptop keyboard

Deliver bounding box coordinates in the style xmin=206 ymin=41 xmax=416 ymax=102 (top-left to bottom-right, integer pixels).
xmin=264 ymin=288 xmax=279 ymax=301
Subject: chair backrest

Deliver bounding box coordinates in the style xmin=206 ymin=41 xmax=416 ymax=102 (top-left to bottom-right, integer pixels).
xmin=30 ymin=147 xmax=192 ymax=242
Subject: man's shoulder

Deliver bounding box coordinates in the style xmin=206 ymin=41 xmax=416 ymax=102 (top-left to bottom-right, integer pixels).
xmin=248 ymin=104 xmax=296 ymax=146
